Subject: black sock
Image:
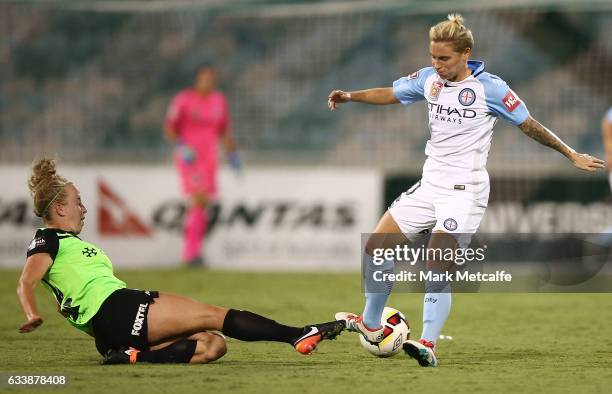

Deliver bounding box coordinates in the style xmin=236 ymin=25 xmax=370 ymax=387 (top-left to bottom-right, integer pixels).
xmin=136 ymin=339 xmax=197 ymax=363
xmin=221 ymin=309 xmax=304 ymax=344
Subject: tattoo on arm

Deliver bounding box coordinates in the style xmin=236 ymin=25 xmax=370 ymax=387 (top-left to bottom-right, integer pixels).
xmin=518 ymin=117 xmax=574 ymax=158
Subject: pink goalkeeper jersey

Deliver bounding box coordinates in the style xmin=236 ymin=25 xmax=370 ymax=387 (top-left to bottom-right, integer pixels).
xmin=165 ymin=89 xmax=230 ymax=167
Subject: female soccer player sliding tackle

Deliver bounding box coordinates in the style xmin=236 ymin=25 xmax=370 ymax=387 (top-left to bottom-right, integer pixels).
xmin=17 ymin=158 xmax=344 ymax=364
xmin=327 ymin=14 xmax=604 ymax=367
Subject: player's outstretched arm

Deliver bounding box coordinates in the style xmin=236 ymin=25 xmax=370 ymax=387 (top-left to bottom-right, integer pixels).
xmin=16 ymin=254 xmax=53 ymax=333
xmin=328 ymin=87 xmax=399 ymax=110
xmin=518 ymin=116 xmax=605 ymax=172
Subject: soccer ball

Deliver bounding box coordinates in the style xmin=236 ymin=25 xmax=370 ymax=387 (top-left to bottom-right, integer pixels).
xmin=359 ymin=307 xmax=410 ymax=358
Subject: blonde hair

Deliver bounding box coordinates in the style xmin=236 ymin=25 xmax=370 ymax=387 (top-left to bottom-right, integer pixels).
xmin=28 ymin=158 xmax=71 ymax=221
xmin=429 ymin=13 xmax=474 ymax=53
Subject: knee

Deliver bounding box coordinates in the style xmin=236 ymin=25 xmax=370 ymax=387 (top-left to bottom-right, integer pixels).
xmin=200 ymin=332 xmax=227 ymax=363
xmin=365 ymin=232 xmax=407 ymax=257
xmin=365 ymin=234 xmax=382 ymax=256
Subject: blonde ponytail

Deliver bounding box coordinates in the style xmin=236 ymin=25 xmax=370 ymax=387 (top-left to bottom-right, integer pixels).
xmin=429 ymin=13 xmax=474 ymax=53
xmin=28 ymin=158 xmax=71 ymax=221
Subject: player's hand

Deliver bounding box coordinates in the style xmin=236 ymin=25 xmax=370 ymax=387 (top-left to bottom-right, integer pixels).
xmin=327 ymin=90 xmax=351 ymax=111
xmin=228 ymin=150 xmax=241 ymax=172
xmin=176 ymin=142 xmax=196 ymax=165
xmin=19 ymin=316 xmax=43 ymax=333
xmin=570 ymin=152 xmax=605 ymax=172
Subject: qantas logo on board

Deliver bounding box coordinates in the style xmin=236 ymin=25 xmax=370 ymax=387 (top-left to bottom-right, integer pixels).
xmin=98 ymin=180 xmax=152 ymax=237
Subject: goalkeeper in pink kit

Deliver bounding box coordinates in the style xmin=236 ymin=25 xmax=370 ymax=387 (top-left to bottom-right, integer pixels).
xmin=164 ymin=63 xmax=241 ymax=266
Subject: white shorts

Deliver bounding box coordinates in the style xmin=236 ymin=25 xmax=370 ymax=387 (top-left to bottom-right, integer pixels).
xmin=388 ymin=179 xmax=489 ymax=247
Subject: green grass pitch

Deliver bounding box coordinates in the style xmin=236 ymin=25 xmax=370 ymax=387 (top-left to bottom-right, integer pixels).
xmin=1 ymin=269 xmax=611 ymax=394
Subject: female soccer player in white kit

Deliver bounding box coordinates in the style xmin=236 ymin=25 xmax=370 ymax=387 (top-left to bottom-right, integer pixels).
xmin=328 ymin=14 xmax=604 ymax=367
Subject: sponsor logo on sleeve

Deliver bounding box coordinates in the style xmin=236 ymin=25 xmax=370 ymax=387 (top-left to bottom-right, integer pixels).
xmin=429 ymin=81 xmax=443 ymax=101
xmin=408 ymin=71 xmax=419 ymax=80
xmin=28 ymin=237 xmax=45 ymax=251
xmin=502 ymin=91 xmax=521 ymax=112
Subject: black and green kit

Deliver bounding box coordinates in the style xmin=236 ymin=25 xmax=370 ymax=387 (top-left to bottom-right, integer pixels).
xmin=26 ymin=228 xmax=126 ymax=333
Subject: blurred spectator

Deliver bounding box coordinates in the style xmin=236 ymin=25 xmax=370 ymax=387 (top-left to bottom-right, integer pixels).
xmin=164 ymin=62 xmax=240 ymax=266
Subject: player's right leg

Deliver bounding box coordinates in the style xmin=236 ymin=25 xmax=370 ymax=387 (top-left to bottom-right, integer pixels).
xmin=95 ymin=289 xmax=343 ymax=364
xmin=335 ymin=211 xmax=406 ymax=343
xmin=337 ymin=181 xmax=435 ymax=344
xmin=146 ymin=292 xmax=344 ymax=356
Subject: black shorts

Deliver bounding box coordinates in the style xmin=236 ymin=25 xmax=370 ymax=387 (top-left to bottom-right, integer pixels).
xmin=91 ymin=288 xmax=159 ymax=356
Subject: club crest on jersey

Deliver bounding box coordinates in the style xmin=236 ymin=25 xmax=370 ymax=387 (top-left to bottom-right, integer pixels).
xmin=408 ymin=71 xmax=419 ymax=80
xmin=458 ymin=88 xmax=476 ymax=106
xmin=443 ymin=218 xmax=458 ymax=231
xmin=82 ymin=247 xmax=97 ymax=257
xmin=503 ymin=91 xmax=520 ymax=112
xmin=429 ymin=81 xmax=443 ymax=101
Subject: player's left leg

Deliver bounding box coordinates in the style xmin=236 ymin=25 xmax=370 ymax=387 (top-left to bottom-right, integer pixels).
xmin=420 ymin=230 xmax=457 ymax=345
xmin=178 ymin=158 xmax=217 ymax=266
xmin=402 ymin=230 xmax=457 ymax=368
xmin=101 ymin=331 xmax=227 ymax=364
xmin=405 ymin=184 xmax=487 ymax=367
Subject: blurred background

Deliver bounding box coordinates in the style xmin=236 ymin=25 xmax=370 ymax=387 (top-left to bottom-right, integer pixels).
xmin=1 ymin=0 xmax=611 ymax=269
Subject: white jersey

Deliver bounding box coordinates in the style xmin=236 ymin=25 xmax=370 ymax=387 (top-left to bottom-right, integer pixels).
xmin=392 ymin=61 xmax=529 ymax=188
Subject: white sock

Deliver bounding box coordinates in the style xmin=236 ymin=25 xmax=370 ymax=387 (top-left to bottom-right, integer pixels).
xmin=421 ymin=284 xmax=451 ymax=344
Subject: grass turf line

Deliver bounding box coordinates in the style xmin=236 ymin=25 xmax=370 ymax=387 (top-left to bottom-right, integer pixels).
xmin=1 ymin=269 xmax=611 ymax=394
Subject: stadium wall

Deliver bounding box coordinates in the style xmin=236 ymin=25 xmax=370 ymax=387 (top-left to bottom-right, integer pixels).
xmin=3 ymin=165 xmax=610 ymax=270
xmin=0 ymin=166 xmax=382 ymax=270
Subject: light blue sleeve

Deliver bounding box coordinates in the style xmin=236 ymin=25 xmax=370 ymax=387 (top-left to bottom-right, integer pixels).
xmin=606 ymin=107 xmax=612 ymax=122
xmin=480 ymin=74 xmax=530 ymax=126
xmin=392 ymin=67 xmax=434 ymax=105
